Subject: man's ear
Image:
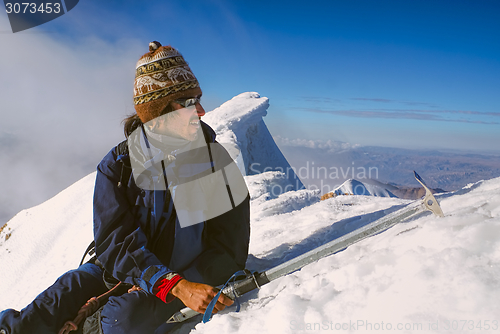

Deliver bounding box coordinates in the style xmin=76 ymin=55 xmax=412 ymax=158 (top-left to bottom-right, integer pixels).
xmin=159 ymin=115 xmax=171 ymax=125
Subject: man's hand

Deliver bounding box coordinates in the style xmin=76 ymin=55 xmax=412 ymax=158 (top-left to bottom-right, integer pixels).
xmin=170 ymin=279 xmax=233 ymax=314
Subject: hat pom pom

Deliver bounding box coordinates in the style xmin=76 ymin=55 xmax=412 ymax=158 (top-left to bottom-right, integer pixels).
xmin=149 ymin=41 xmax=162 ymax=52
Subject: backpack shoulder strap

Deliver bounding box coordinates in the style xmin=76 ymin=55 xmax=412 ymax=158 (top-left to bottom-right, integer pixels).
xmin=116 ymin=139 xmax=129 ymax=156
xmin=115 ymin=140 xmax=132 ymax=188
xmin=79 ymin=240 xmax=96 ymax=266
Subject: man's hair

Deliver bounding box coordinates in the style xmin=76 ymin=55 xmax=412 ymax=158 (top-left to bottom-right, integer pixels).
xmin=122 ymin=114 xmax=142 ymax=138
xmin=123 ymin=103 xmax=175 ymax=138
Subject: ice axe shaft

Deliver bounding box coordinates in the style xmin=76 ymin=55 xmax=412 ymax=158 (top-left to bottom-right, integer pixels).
xmin=168 ymin=171 xmax=444 ymax=324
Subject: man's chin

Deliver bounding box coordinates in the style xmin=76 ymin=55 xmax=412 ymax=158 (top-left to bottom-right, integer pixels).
xmin=185 ymin=132 xmax=199 ymax=142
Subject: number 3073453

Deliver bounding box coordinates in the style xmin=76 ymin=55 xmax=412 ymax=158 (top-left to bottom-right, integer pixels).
xmin=5 ymin=3 xmax=61 ymax=14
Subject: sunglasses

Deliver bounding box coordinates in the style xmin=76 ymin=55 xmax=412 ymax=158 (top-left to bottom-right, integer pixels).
xmin=174 ymin=96 xmax=201 ymax=108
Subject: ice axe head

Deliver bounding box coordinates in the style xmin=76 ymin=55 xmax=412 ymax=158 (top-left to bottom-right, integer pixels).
xmin=414 ymin=171 xmax=444 ymax=217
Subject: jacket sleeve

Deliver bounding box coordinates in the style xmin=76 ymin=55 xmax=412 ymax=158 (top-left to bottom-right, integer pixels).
xmin=192 ymin=194 xmax=251 ymax=286
xmin=93 ymin=148 xmax=175 ymax=294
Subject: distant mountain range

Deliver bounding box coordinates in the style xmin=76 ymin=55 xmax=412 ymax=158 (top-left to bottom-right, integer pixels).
xmin=321 ymin=178 xmax=445 ymax=200
xmin=278 ymin=143 xmax=500 ymax=192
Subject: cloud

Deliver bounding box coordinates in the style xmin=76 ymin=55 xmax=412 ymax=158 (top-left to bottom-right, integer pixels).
xmin=299 ymin=107 xmax=500 ymax=125
xmin=380 ymin=108 xmax=500 ymax=117
xmin=0 ymin=27 xmax=143 ymax=224
xmin=294 ymin=96 xmax=499 ymax=123
xmin=351 ymin=97 xmax=394 ymax=103
xmin=273 ymin=135 xmax=359 ymax=152
xmin=299 ymin=96 xmax=343 ymax=104
xmin=350 ymin=97 xmax=439 ymax=108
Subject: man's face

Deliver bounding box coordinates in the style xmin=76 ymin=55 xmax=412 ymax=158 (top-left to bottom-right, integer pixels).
xmin=156 ymin=97 xmax=206 ymax=141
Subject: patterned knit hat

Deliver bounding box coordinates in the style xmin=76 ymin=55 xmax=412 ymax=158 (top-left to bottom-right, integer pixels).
xmin=133 ymin=41 xmax=202 ymax=123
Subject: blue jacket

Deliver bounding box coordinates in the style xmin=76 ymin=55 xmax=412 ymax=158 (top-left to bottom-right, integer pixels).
xmin=93 ymin=121 xmax=250 ymax=296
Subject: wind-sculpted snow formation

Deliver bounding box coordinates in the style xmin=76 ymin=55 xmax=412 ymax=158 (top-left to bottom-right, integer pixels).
xmin=204 ymin=92 xmax=304 ymax=194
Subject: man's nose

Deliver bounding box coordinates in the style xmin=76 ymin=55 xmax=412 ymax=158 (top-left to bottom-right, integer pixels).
xmin=195 ymin=103 xmax=205 ymax=117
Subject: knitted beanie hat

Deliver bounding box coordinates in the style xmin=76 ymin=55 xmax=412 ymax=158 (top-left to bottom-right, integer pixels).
xmin=133 ymin=41 xmax=202 ymax=123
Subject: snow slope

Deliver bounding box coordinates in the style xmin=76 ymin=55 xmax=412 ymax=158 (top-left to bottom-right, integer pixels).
xmin=177 ymin=176 xmax=500 ymax=334
xmin=2 ymin=93 xmax=500 ymax=334
xmin=0 ymin=173 xmax=96 ymax=310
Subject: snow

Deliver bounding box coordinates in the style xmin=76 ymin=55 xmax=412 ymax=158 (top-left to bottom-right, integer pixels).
xmin=0 ymin=173 xmax=96 ymax=310
xmin=188 ymin=177 xmax=500 ymax=334
xmin=2 ymin=93 xmax=500 ymax=334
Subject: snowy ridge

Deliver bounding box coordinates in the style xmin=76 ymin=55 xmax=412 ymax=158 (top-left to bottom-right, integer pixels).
xmin=1 ymin=93 xmax=500 ymax=334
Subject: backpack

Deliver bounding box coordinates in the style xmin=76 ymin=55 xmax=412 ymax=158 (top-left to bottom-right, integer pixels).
xmin=61 ymin=140 xmax=132 ymax=334
xmin=79 ymin=140 xmax=130 ymax=268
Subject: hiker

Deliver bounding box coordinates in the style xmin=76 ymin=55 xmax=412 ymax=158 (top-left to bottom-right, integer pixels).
xmin=0 ymin=41 xmax=251 ymax=334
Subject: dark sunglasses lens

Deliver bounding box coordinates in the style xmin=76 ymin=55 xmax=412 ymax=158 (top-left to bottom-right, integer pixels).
xmin=175 ymin=97 xmax=200 ymax=108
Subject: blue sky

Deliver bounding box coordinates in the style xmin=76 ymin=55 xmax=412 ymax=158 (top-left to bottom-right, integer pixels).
xmin=2 ymin=1 xmax=500 ymax=153
xmin=89 ymin=1 xmax=500 ymax=149
xmin=1 ymin=0 xmax=500 ymax=223
xmin=5 ymin=0 xmax=496 ymax=152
